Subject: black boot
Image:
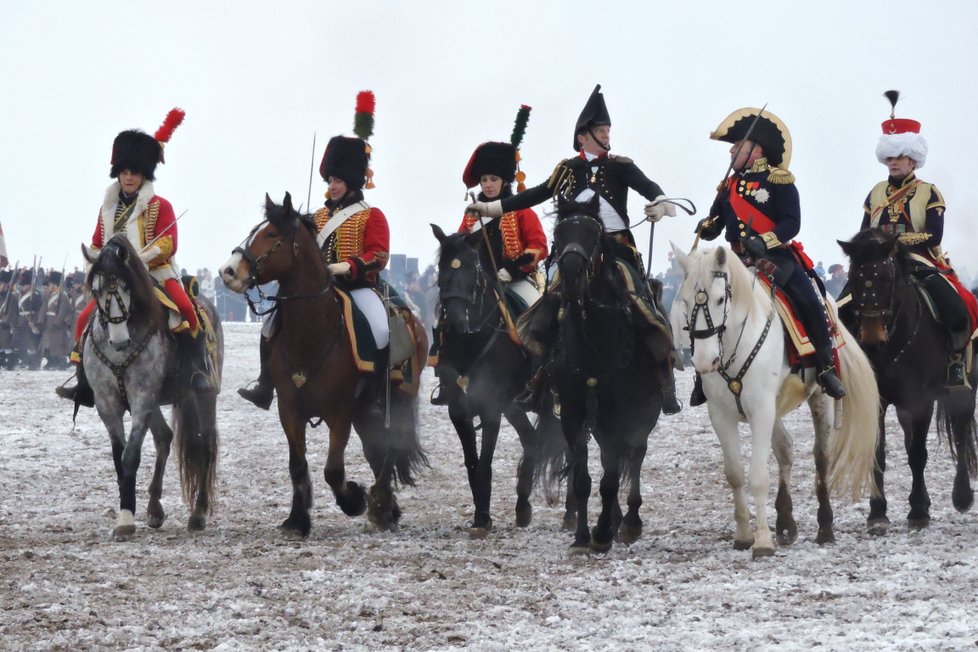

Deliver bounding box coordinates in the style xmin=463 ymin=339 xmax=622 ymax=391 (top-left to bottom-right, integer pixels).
xmin=946 ymin=353 xmax=970 ymax=390
xmin=430 ymin=375 xmax=450 ymax=406
xmin=188 ymin=333 xmax=212 ymax=393
xmin=661 ymin=378 xmax=682 ymax=415
xmin=514 ymin=364 xmax=545 ymax=411
xmin=689 ymin=372 xmax=707 ymax=406
xmin=55 ymin=356 xmax=95 ymax=408
xmin=238 ymin=336 xmax=274 ymax=409
xmin=815 ymin=348 xmax=846 ymax=399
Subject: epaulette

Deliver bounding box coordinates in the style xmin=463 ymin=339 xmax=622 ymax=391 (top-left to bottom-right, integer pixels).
xmin=609 ymin=154 xmax=634 ymax=164
xmin=547 ymin=158 xmax=576 ymax=191
xmin=767 ymin=167 xmax=795 ymax=185
xmin=898 ymin=232 xmax=932 ymax=246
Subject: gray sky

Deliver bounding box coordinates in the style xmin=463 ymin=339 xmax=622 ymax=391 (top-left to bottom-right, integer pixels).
xmin=3 ymin=1 xmax=977 ymax=280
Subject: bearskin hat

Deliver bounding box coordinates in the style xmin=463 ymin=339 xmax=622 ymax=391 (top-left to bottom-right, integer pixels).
xmin=319 ymin=136 xmax=370 ymax=190
xmin=573 ymin=84 xmax=611 ymax=151
xmin=45 ymin=271 xmax=62 ymax=286
xmin=0 ymin=269 xmax=11 ymax=284
xmin=17 ymin=269 xmax=32 ymax=285
xmin=463 ymin=142 xmax=517 ymax=188
xmin=110 ymin=108 xmax=185 ymax=181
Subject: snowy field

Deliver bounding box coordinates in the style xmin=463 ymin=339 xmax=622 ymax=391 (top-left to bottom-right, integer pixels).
xmin=3 ymin=322 xmax=978 ymax=651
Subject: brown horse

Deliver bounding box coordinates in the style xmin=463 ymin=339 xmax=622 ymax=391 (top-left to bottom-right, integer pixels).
xmin=220 ymin=193 xmax=427 ymax=537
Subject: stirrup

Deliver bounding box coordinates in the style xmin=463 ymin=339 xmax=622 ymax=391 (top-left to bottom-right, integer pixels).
xmin=430 ymin=383 xmax=449 ymax=406
xmin=946 ymin=357 xmax=971 ymax=391
xmin=817 ymin=368 xmax=847 ymax=400
xmin=237 ymin=381 xmax=273 ymax=410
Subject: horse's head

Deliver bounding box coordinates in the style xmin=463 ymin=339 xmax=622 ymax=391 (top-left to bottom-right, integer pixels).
xmin=672 ymin=243 xmax=742 ymax=374
xmin=220 ymin=192 xmax=319 ymax=293
xmin=552 ymin=195 xmax=605 ymax=302
xmin=431 ymin=223 xmax=488 ymax=334
xmin=838 ymin=229 xmax=901 ymax=347
xmin=83 ymin=235 xmax=163 ymax=349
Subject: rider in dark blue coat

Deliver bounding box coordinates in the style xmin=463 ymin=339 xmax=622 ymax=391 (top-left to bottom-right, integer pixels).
xmin=695 ymin=107 xmax=846 ymax=402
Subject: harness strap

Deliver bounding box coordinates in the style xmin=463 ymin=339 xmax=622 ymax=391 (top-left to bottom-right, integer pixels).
xmin=89 ymin=328 xmax=156 ymax=406
xmin=717 ymin=310 xmax=774 ymax=418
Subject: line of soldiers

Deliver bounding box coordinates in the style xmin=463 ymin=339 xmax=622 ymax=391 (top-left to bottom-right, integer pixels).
xmin=0 ymin=267 xmax=87 ymax=370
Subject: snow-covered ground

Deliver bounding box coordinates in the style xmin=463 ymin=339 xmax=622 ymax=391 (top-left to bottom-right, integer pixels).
xmin=3 ymin=322 xmax=977 ymax=651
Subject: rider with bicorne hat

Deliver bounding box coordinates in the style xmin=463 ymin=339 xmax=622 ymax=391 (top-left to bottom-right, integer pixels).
xmin=861 ymin=91 xmax=978 ymax=388
xmin=466 ymin=85 xmax=682 ymax=414
xmin=694 ymin=107 xmax=847 ymax=402
xmin=56 ymin=108 xmax=211 ymax=406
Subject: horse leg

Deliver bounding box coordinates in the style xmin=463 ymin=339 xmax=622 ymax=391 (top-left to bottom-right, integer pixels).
xmin=504 ymin=405 xmax=538 ymax=528
xmin=100 ymin=409 xmax=134 ymax=541
xmin=946 ymin=392 xmax=977 ymax=513
xmin=868 ymin=405 xmax=890 ymax=533
xmin=619 ymin=439 xmax=648 ymax=545
xmin=324 ymin=416 xmax=366 ymax=521
xmin=471 ymin=410 xmax=502 ymax=534
xmin=746 ymin=405 xmax=776 ymax=558
xmin=591 ymin=443 xmax=622 ymax=553
xmin=771 ymin=418 xmax=797 ymax=545
xmin=807 ymin=395 xmax=835 ymax=545
xmin=897 ymin=404 xmax=933 ymax=528
xmin=146 ymin=408 xmax=173 ymax=529
xmin=711 ymin=409 xmax=753 ymax=551
xmin=563 ymin=416 xmax=592 ymax=553
xmin=448 ymin=399 xmax=491 ymax=534
xmin=562 ymin=459 xmax=577 ymax=532
xmin=278 ymin=411 xmax=314 ymax=537
xmin=114 ymin=408 xmax=154 ymax=541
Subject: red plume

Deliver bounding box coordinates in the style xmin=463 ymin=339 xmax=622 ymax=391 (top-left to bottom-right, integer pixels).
xmin=154 ymin=108 xmax=186 ymax=144
xmin=355 ymin=91 xmax=375 ymax=116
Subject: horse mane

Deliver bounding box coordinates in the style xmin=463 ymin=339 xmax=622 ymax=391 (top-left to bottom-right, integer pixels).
xmin=840 ymin=228 xmax=913 ymax=274
xmin=265 ymin=198 xmax=318 ymax=237
xmin=555 ymin=195 xmax=602 ymax=223
xmin=90 ymin=235 xmax=166 ymax=331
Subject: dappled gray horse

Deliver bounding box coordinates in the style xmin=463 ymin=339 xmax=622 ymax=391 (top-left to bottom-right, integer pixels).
xmin=82 ymin=235 xmax=223 ymax=540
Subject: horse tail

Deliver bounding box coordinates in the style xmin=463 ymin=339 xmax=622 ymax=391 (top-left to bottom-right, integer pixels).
xmin=829 ymin=327 xmax=881 ymax=500
xmin=380 ymin=394 xmax=429 ymax=487
xmin=172 ymin=397 xmax=220 ymax=513
xmin=936 ymin=395 xmax=978 ymax=478
xmin=532 ymin=406 xmax=571 ymax=503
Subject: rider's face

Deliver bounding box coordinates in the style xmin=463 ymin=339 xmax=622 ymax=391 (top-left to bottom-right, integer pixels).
xmin=479 ymin=174 xmax=504 ymax=200
xmin=327 ymin=176 xmax=349 ymax=201
xmin=577 ymin=125 xmax=611 ymax=155
xmin=885 ymin=156 xmax=916 ymax=181
xmin=118 ymin=169 xmax=144 ymax=195
xmin=729 ymin=140 xmax=763 ymax=171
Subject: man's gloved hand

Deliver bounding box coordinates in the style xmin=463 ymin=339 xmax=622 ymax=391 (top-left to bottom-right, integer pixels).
xmin=497 ymin=268 xmax=512 ymax=283
xmin=328 ymin=262 xmax=351 ymax=277
xmin=743 ymin=235 xmax=767 ymax=258
xmin=138 ymin=245 xmax=162 ymax=265
xmin=644 ymin=195 xmax=677 ymax=222
xmin=502 ymin=252 xmax=535 ymax=276
xmin=466 ymin=200 xmax=503 ymax=218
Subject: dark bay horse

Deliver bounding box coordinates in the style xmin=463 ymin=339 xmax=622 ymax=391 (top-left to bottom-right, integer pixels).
xmin=430 ymin=224 xmax=568 ymax=536
xmin=220 ymin=193 xmax=427 ymax=537
xmin=549 ymin=197 xmax=663 ymax=552
xmin=839 ymin=228 xmax=977 ymax=530
xmin=82 ymin=235 xmax=222 ymax=540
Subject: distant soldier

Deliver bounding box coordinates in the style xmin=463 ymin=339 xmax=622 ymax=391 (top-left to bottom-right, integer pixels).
xmin=12 ymin=268 xmax=41 ymax=369
xmin=37 ymin=271 xmax=73 ymax=370
xmin=0 ymin=269 xmax=14 ymax=366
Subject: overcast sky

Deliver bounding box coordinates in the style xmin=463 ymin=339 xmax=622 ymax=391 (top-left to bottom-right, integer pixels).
xmin=3 ymin=1 xmax=977 ymax=281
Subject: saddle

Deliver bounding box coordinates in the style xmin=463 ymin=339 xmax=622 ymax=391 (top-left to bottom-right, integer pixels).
xmin=754 ymin=273 xmax=845 ymax=367
xmin=334 ymin=287 xmax=425 ymax=397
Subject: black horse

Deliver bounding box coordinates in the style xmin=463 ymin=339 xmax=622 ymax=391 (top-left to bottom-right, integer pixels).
xmin=839 ymin=228 xmax=977 ymax=530
xmin=548 ymin=196 xmax=664 ymax=552
xmin=430 ymin=224 xmax=568 ymax=535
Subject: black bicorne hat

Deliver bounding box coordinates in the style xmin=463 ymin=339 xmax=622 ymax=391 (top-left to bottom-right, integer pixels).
xmin=462 ymin=142 xmax=517 ymax=188
xmin=710 ymin=107 xmax=793 ymax=169
xmin=573 ymin=84 xmax=611 ymax=151
xmin=319 ymin=136 xmax=370 ymax=190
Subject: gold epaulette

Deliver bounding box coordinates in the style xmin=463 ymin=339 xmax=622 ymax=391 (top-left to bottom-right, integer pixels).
xmin=767 ymin=167 xmax=795 ymax=184
xmin=898 ymin=232 xmax=932 ymax=246
xmin=547 ymin=159 xmax=574 ymax=191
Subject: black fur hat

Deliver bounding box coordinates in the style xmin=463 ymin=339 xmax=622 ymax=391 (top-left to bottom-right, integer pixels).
xmin=110 ymin=130 xmax=163 ymax=180
xmin=17 ymin=268 xmax=32 ymax=285
xmin=0 ymin=269 xmax=11 ymax=284
xmin=463 ymin=142 xmax=516 ymax=188
xmin=45 ymin=271 xmax=62 ymax=286
xmin=319 ymin=136 xmax=370 ymax=190
xmin=573 ymin=84 xmax=611 ymax=151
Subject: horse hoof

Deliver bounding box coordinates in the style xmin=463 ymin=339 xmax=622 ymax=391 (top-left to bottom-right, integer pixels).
xmin=561 ymin=515 xmax=577 ymax=532
xmin=515 ymin=506 xmax=532 ymax=528
xmin=907 ymin=516 xmax=930 ymax=530
xmin=278 ymin=518 xmax=310 ymax=539
xmin=187 ymin=515 xmax=207 ymax=532
xmin=112 ymin=525 xmax=136 ymax=542
xmin=815 ymin=529 xmax=836 ymax=546
xmin=467 ymin=526 xmax=491 ymax=539
xmin=617 ymin=526 xmax=642 ymax=546
xmin=567 ymin=543 xmax=590 ymax=556
xmin=146 ymin=512 xmax=166 ymax=530
xmin=589 ymin=539 xmax=613 ymax=554
xmin=336 ymin=481 xmax=367 ymax=517
xmin=776 ymin=528 xmax=798 ymax=546
xmin=952 ymin=488 xmax=974 ymax=513
xmin=867 ymin=516 xmax=890 ymax=536
xmin=752 ymin=546 xmax=775 ymax=560
xmin=733 ymin=538 xmax=754 ymax=551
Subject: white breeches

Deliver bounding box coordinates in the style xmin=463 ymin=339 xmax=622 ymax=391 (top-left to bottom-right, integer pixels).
xmin=508 ymin=278 xmax=542 ymax=307
xmin=351 ymin=288 xmax=390 ymax=350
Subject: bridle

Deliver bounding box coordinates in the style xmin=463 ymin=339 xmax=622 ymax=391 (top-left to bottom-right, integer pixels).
xmin=684 ymin=268 xmax=775 ymax=417
xmin=850 ymin=257 xmax=896 ymax=320
xmin=92 ymin=272 xmax=131 ymax=326
xmin=438 ymin=247 xmax=496 ymax=335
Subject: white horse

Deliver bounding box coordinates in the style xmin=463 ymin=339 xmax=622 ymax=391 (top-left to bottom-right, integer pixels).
xmin=671 ymin=244 xmax=879 ymax=558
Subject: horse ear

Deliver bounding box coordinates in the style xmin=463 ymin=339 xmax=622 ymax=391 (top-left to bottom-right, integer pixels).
xmin=283 ymin=192 xmax=294 ymax=213
xmin=431 ymin=223 xmax=447 ymax=244
xmin=81 ymin=243 xmax=99 ymax=264
xmin=715 ymin=247 xmax=727 ymax=267
xmin=669 ymin=241 xmax=690 ymax=274
xmin=837 ymin=238 xmax=853 ymax=257
xmin=265 ymin=193 xmax=275 ymax=212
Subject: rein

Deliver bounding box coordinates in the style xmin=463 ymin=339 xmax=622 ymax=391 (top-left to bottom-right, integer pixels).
xmin=90 ymin=326 xmax=156 ymax=406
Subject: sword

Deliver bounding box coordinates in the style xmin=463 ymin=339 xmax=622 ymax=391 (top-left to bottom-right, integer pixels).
xmin=140 ymin=209 xmax=189 ymax=253
xmin=306 ymin=132 xmax=317 ymax=214
xmin=467 ymin=192 xmax=520 ymax=343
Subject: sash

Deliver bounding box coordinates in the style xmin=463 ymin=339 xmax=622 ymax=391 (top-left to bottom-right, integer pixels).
xmin=316 ymin=201 xmax=370 ymax=249
xmin=727 ymin=180 xmax=813 ymax=270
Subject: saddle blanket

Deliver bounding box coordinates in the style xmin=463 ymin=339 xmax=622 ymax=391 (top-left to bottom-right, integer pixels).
xmin=754 ymin=273 xmax=845 ymax=365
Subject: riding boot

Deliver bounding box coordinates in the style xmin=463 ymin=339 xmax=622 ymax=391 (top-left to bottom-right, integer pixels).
xmin=367 ymin=346 xmax=390 ymax=417
xmin=428 ymin=326 xmax=449 ymax=405
xmin=514 ymin=355 xmax=546 ymax=411
xmin=946 ymin=352 xmax=970 ymax=390
xmin=689 ymin=372 xmax=707 ymax=406
xmin=238 ymin=336 xmax=274 ymax=409
xmin=814 ymin=347 xmax=846 ymax=399
xmin=658 ymin=370 xmax=682 ymax=415
xmin=55 ymin=348 xmax=95 ymax=408
xmin=641 ymin=331 xmax=682 ymax=414
xmin=187 ymin=332 xmax=212 ymax=394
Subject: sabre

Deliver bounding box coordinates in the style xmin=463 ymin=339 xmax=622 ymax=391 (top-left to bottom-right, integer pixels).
xmin=140 ymin=209 xmax=189 ymax=253
xmin=306 ymin=132 xmax=317 ymax=213
xmin=0 ymin=258 xmax=19 ymax=315
xmin=467 ymin=192 xmax=520 ymax=343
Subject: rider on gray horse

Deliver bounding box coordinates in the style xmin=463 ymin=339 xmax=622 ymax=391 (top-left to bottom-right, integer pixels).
xmin=466 ymin=85 xmax=682 ymax=414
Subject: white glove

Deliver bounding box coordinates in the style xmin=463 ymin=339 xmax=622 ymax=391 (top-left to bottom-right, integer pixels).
xmin=644 ymin=195 xmax=677 ymax=222
xmin=466 ymin=200 xmax=504 ymax=218
xmin=328 ymin=262 xmax=351 ymax=277
xmin=138 ymin=245 xmax=162 ymax=265
xmin=497 ymin=268 xmax=512 ymax=283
